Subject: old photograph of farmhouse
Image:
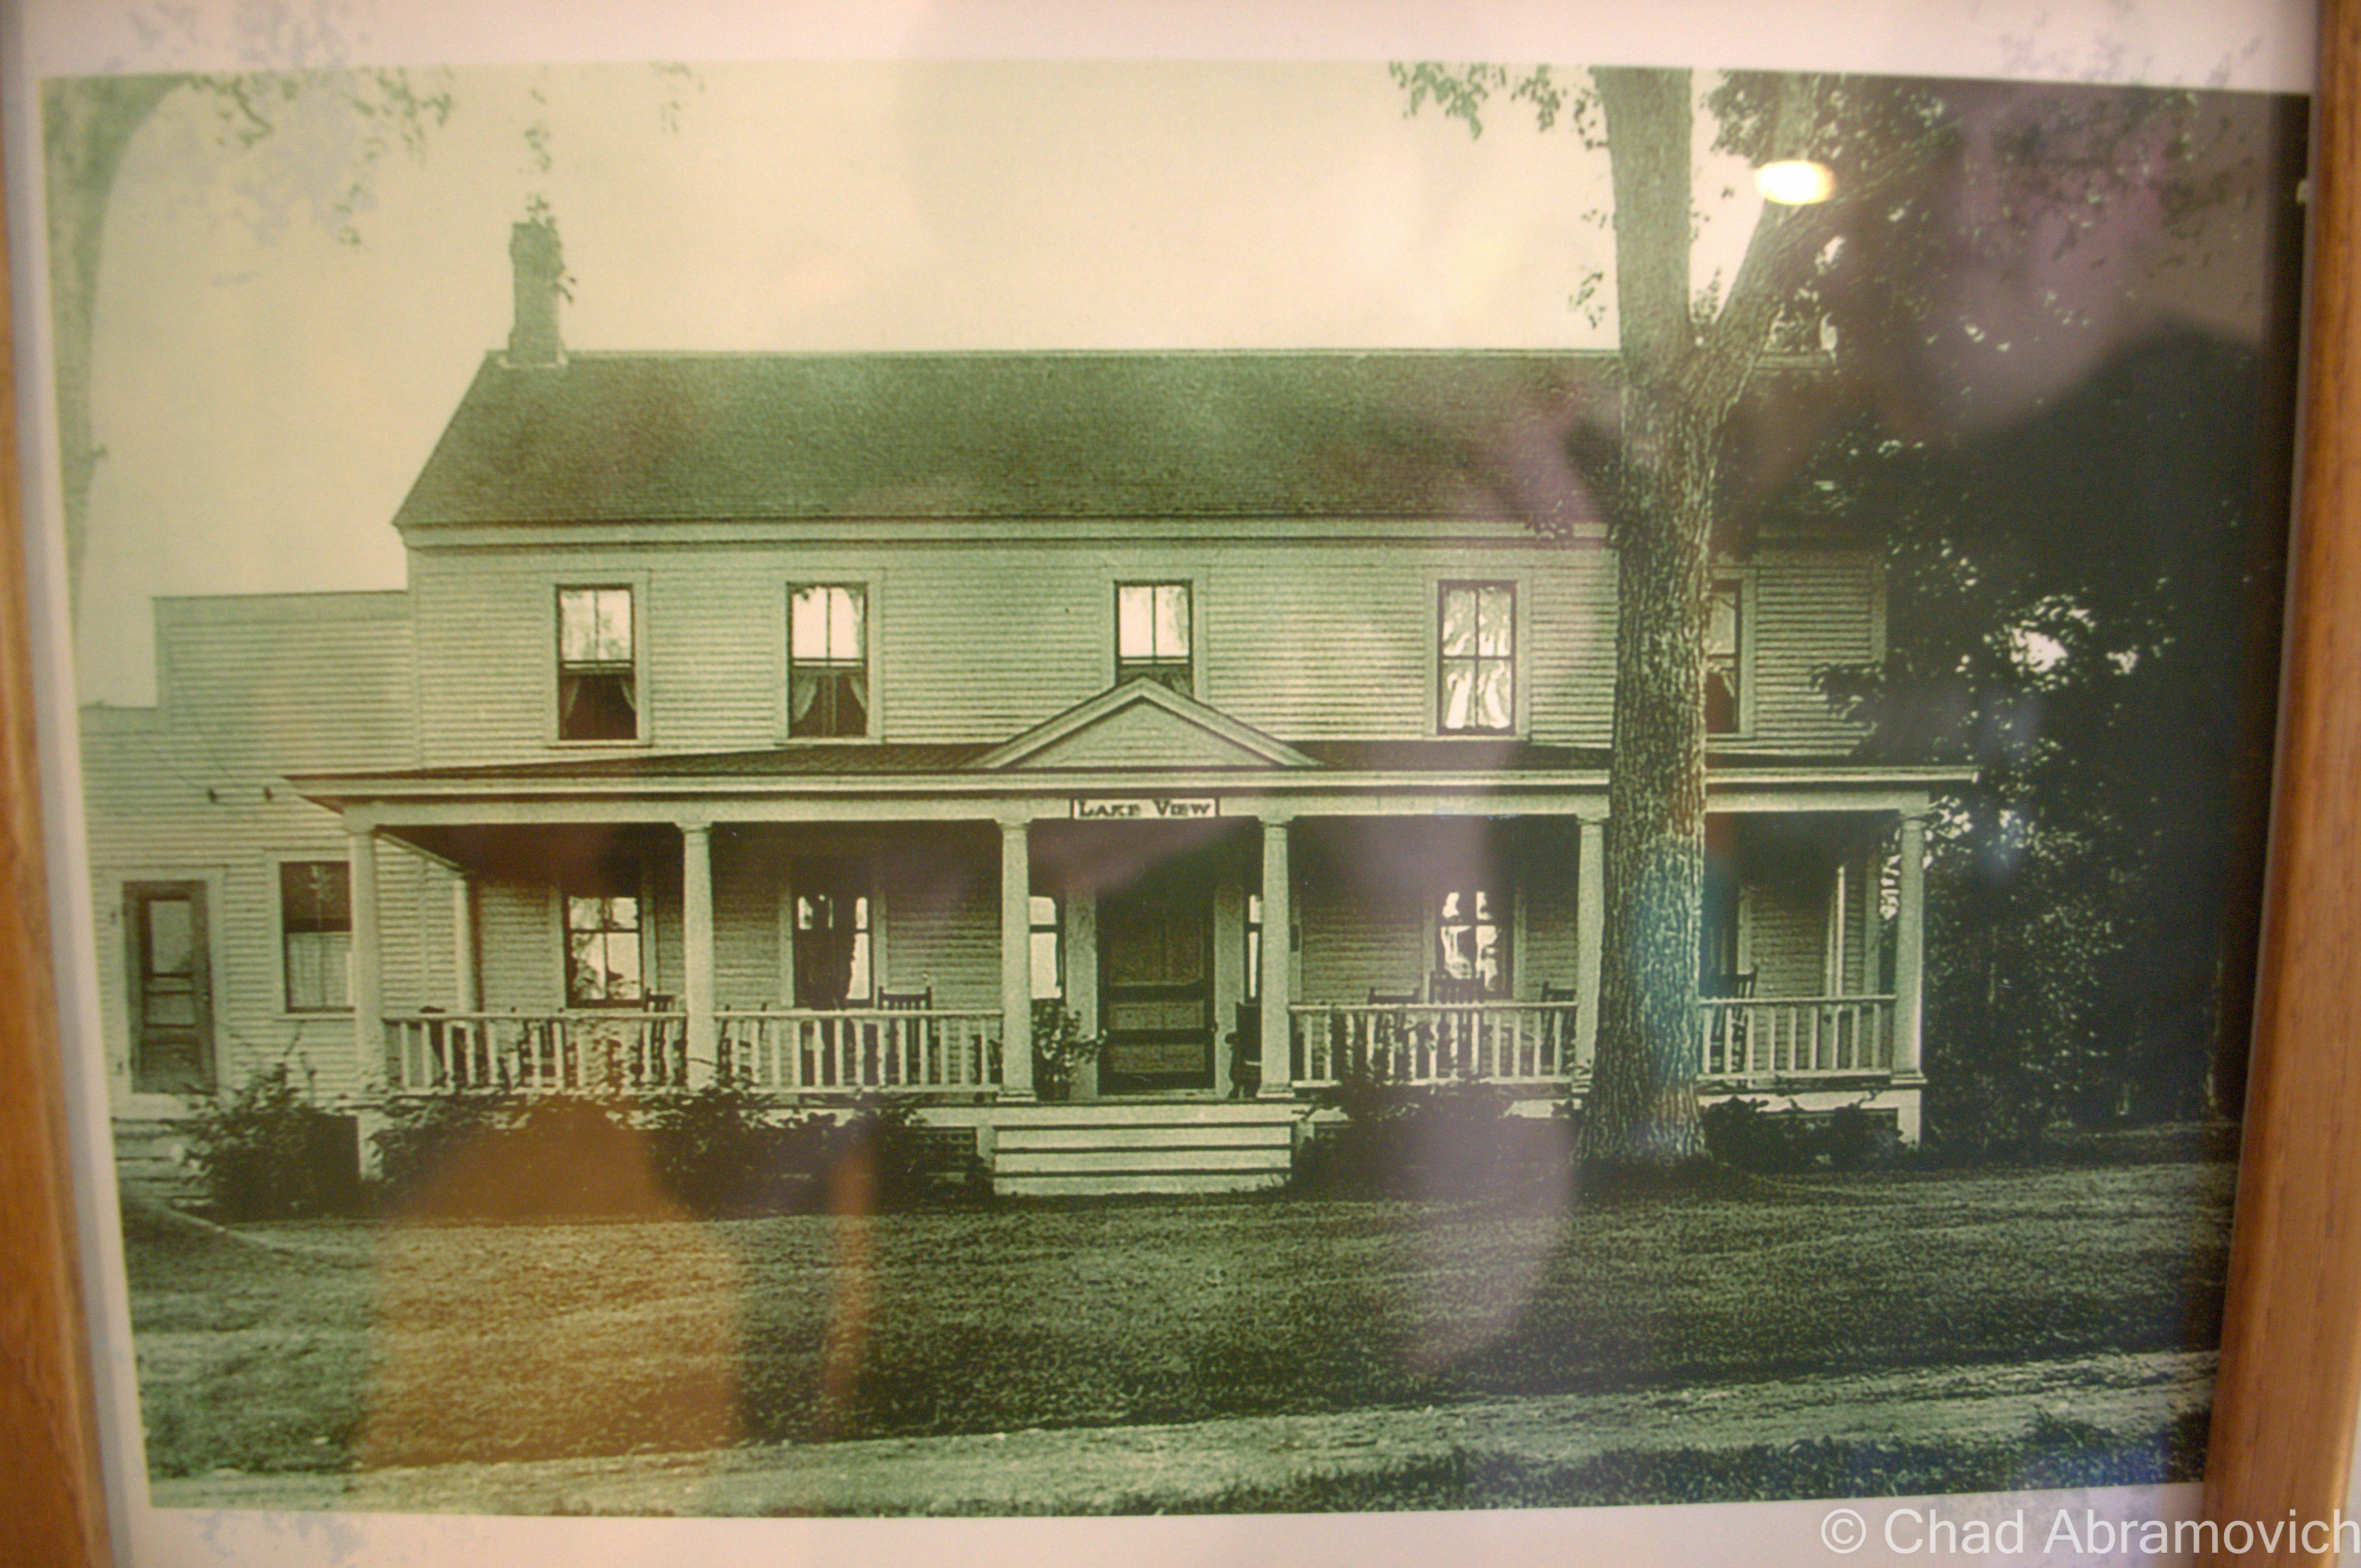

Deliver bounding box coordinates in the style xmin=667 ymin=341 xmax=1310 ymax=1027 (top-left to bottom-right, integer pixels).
xmin=50 ymin=51 xmax=2303 ymax=1516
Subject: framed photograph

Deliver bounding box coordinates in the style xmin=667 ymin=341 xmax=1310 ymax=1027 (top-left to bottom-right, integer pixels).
xmin=4 ymin=3 xmax=2355 ymax=1565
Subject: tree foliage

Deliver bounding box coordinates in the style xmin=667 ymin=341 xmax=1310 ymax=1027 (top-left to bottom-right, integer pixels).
xmin=1398 ymin=64 xmax=1857 ymax=1166
xmin=1395 ymin=64 xmax=2277 ymax=1163
xmin=1812 ymin=330 xmax=2284 ymax=1144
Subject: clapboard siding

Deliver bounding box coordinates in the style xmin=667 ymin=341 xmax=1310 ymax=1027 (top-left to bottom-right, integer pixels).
xmin=1749 ymin=554 xmax=1879 ymax=747
xmin=82 ymin=596 xmax=433 ymax=1107
xmin=156 ymin=594 xmax=417 ymax=768
xmin=712 ymin=844 xmax=780 ymax=1009
xmin=478 ymin=878 xmax=559 ymax=1012
xmin=1517 ymin=824 xmax=1585 ymax=1000
xmin=879 ymin=845 xmax=999 ymax=1009
xmin=406 ymin=534 xmax=1873 ymax=763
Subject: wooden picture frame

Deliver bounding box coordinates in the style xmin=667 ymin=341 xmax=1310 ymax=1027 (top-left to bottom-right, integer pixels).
xmin=1 ymin=8 xmax=2354 ymax=1567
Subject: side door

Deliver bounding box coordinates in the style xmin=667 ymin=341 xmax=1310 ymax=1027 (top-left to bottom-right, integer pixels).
xmin=125 ymin=881 xmax=214 ymax=1094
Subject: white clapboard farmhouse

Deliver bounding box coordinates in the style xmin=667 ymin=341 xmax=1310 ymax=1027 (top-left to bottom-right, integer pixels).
xmin=86 ymin=224 xmax=1966 ymax=1195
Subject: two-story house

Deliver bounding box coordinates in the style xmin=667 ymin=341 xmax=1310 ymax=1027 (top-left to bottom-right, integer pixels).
xmin=86 ymin=223 xmax=1966 ymax=1195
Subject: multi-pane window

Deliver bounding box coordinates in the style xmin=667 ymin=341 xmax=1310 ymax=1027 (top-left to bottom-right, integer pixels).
xmin=279 ymin=861 xmax=350 ymax=1012
xmin=556 ymin=586 xmax=637 ymax=741
xmin=789 ymin=584 xmax=869 ymax=737
xmin=791 ymin=859 xmax=872 ymax=1008
xmin=1438 ymin=582 xmax=1515 ymax=733
xmin=1706 ymin=580 xmax=1743 ymax=735
xmin=1115 ymin=582 xmax=1192 ymax=694
xmin=564 ymin=886 xmax=644 ymax=1006
xmin=1030 ymin=895 xmax=1063 ymax=1000
xmin=1434 ymin=885 xmax=1510 ymax=997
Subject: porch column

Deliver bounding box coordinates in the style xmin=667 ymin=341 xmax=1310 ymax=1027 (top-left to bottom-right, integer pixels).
xmin=681 ymin=823 xmax=715 ymax=1087
xmin=1258 ymin=817 xmax=1293 ymax=1100
xmin=999 ymin=818 xmax=1035 ymax=1099
xmin=1893 ymin=810 xmax=1929 ymax=1079
xmin=347 ymin=821 xmax=386 ymax=1085
xmin=1575 ymin=815 xmax=1606 ymax=1070
xmin=1858 ymin=848 xmax=1883 ymax=995
xmin=450 ymin=874 xmax=478 ymax=1013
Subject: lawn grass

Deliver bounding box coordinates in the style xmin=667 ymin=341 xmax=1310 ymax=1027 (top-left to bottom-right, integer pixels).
xmin=124 ymin=1161 xmax=2232 ymax=1487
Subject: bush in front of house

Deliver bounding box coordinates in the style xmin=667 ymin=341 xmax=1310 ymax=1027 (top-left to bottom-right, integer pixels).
xmin=371 ymin=1084 xmax=984 ymax=1219
xmin=1700 ymin=1097 xmax=1899 ymax=1174
xmin=181 ymin=1064 xmax=362 ymax=1220
xmin=1293 ymin=1068 xmax=1559 ymax=1200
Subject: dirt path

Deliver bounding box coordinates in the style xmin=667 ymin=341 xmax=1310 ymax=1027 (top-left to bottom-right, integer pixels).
xmin=153 ymin=1348 xmax=2209 ymax=1516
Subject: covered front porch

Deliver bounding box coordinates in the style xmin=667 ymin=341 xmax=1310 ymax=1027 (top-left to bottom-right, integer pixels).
xmin=298 ymin=683 xmax=1963 ymax=1181
xmin=330 ymin=798 xmax=1942 ymax=1119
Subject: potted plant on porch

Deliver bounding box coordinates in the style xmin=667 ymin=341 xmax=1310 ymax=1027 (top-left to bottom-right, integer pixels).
xmin=1030 ymin=1001 xmax=1104 ymax=1103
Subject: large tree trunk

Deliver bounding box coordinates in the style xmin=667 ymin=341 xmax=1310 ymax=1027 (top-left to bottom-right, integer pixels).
xmin=1583 ymin=393 xmax=1717 ymax=1164
xmin=1575 ymin=67 xmax=1823 ymax=1166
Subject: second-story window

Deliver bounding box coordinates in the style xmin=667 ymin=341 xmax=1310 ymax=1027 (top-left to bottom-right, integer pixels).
xmin=1115 ymin=582 xmax=1192 ymax=695
xmin=789 ymin=584 xmax=869 ymax=737
xmin=1438 ymin=582 xmax=1515 ymax=733
xmin=556 ymin=586 xmax=637 ymax=741
xmin=1706 ymin=580 xmax=1743 ymax=735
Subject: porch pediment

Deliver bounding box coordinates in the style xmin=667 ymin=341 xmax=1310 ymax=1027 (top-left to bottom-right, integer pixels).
xmin=975 ymin=680 xmax=1320 ymax=772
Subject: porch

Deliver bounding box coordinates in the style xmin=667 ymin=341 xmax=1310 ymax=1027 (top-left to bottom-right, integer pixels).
xmin=298 ymin=688 xmax=1958 ymax=1185
xmin=380 ymin=992 xmax=1904 ymax=1099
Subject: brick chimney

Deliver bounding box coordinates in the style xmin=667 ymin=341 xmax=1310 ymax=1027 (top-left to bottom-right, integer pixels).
xmin=507 ymin=217 xmax=564 ymax=367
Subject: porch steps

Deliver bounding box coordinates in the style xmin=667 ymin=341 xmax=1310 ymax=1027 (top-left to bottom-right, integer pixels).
xmin=990 ymin=1102 xmax=1299 ymax=1197
xmin=113 ymin=1118 xmax=202 ymax=1205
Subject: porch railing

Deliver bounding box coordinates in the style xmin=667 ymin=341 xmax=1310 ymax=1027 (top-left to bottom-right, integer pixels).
xmin=1288 ymin=1001 xmax=1582 ymax=1089
xmin=384 ymin=1011 xmax=689 ymax=1094
xmin=1697 ymin=994 xmax=1896 ymax=1080
xmin=716 ymin=1009 xmax=1002 ymax=1093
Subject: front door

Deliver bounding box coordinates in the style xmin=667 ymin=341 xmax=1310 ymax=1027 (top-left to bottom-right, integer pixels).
xmin=125 ymin=881 xmax=213 ymax=1094
xmin=1097 ymin=861 xmax=1214 ymax=1093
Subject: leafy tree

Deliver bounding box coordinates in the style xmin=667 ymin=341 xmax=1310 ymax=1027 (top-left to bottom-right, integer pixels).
xmin=43 ymin=59 xmax=695 ymax=610
xmin=1397 ymin=65 xmax=1857 ymax=1165
xmin=1814 ymin=326 xmax=2287 ymax=1143
xmin=1396 ymin=66 xmax=2264 ymax=1165
xmin=44 ymin=68 xmax=454 ymax=610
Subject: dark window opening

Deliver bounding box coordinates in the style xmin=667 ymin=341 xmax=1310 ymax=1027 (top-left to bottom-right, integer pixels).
xmin=1030 ymin=894 xmax=1063 ymax=1000
xmin=1439 ymin=582 xmax=1514 ymax=733
xmin=557 ymin=586 xmax=637 ymax=741
xmin=280 ymin=861 xmax=351 ymax=1012
xmin=1707 ymin=580 xmax=1743 ymax=735
xmin=792 ymin=859 xmax=872 ymax=1008
xmin=789 ymin=584 xmax=869 ymax=737
xmin=1115 ymin=582 xmax=1192 ymax=694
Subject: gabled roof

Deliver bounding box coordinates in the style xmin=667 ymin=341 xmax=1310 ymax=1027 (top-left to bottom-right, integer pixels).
xmin=392 ymin=350 xmax=1612 ymax=530
xmin=975 ymin=680 xmax=1319 ymax=771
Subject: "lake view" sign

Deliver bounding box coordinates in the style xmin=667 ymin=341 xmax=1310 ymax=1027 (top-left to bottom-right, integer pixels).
xmin=1070 ymin=796 xmax=1221 ymax=820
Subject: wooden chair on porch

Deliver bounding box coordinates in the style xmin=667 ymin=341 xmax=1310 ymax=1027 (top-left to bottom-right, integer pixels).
xmin=1428 ymin=974 xmax=1486 ymax=1075
xmin=642 ymin=992 xmax=684 ymax=1089
xmin=1227 ymin=1000 xmax=1261 ymax=1099
xmin=1540 ymin=982 xmax=1579 ymax=1076
xmin=876 ymin=986 xmax=933 ymax=1087
xmin=1366 ymin=987 xmax=1419 ymax=1078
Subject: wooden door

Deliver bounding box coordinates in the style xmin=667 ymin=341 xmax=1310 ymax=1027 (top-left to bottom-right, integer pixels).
xmin=125 ymin=882 xmax=213 ymax=1094
xmin=1097 ymin=863 xmax=1213 ymax=1093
